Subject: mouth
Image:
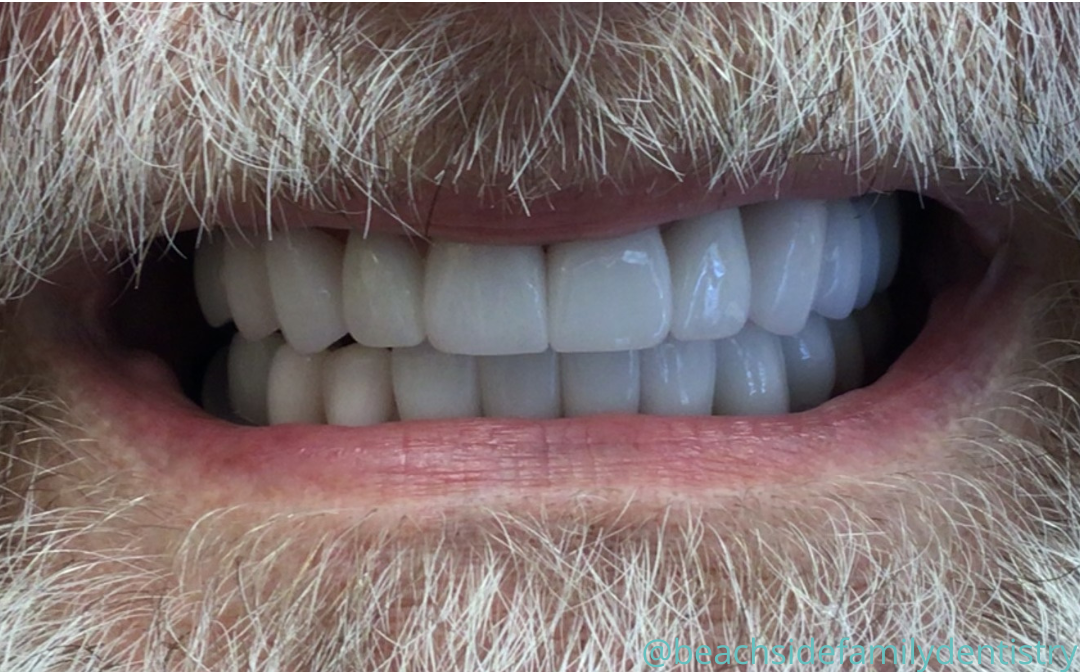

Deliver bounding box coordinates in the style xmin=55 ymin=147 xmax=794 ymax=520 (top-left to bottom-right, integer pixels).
xmin=22 ymin=169 xmax=1033 ymax=512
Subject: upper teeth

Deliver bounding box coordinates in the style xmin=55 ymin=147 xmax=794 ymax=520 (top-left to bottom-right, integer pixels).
xmin=194 ymin=195 xmax=902 ymax=423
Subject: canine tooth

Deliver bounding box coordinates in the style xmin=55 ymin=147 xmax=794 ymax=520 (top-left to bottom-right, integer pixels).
xmin=479 ymin=350 xmax=560 ymax=419
xmin=266 ymin=229 xmax=348 ymax=354
xmin=560 ymin=351 xmax=640 ymax=416
xmin=828 ymin=316 xmax=865 ymax=394
xmin=424 ymin=242 xmax=548 ymax=356
xmin=193 ymin=237 xmax=231 ymax=327
xmin=664 ymin=208 xmax=751 ymax=340
xmin=852 ymin=196 xmax=882 ymax=309
xmin=812 ymin=200 xmax=863 ymax=320
xmin=223 ymin=237 xmax=278 ymax=340
xmin=323 ymin=345 xmax=394 ymax=427
xmin=742 ymin=200 xmax=827 ymax=336
xmin=201 ymin=346 xmax=234 ymax=421
xmin=343 ymin=233 xmax=425 ymax=348
xmin=391 ymin=343 xmax=480 ymax=420
xmin=714 ymin=324 xmax=789 ymax=415
xmin=267 ymin=343 xmax=326 ymax=425
xmin=870 ymin=194 xmax=902 ymax=292
xmin=228 ymin=332 xmax=284 ymax=425
xmin=547 ymin=227 xmax=672 ymax=352
xmin=640 ymin=339 xmax=716 ymax=416
xmin=780 ymin=314 xmax=837 ymax=411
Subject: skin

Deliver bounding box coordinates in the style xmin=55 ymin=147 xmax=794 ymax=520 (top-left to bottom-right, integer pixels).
xmin=2 ymin=3 xmax=1080 ymax=670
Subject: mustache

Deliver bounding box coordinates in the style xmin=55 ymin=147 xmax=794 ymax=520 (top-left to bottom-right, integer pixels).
xmin=0 ymin=3 xmax=1078 ymax=302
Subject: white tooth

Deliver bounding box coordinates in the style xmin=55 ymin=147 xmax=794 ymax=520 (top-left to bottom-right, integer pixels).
xmin=193 ymin=237 xmax=231 ymax=327
xmin=664 ymin=208 xmax=751 ymax=340
xmin=343 ymin=233 xmax=426 ymax=348
xmin=812 ymin=200 xmax=863 ymax=320
xmin=852 ymin=196 xmax=882 ymax=309
xmin=640 ymin=339 xmax=716 ymax=416
xmin=780 ymin=313 xmax=836 ymax=412
xmin=714 ymin=324 xmax=789 ymax=415
xmin=266 ymin=229 xmax=348 ymax=354
xmin=267 ymin=343 xmax=326 ymax=425
xmin=201 ymin=345 xmax=234 ymax=421
xmin=827 ymin=316 xmax=865 ymax=395
xmin=742 ymin=200 xmax=827 ymax=336
xmin=391 ymin=343 xmax=480 ymax=420
xmin=322 ymin=344 xmax=394 ymax=427
xmin=479 ymin=350 xmax=560 ymax=419
xmin=222 ymin=237 xmax=279 ymax=340
xmin=424 ymin=242 xmax=548 ymax=356
xmin=547 ymin=227 xmax=672 ymax=352
xmin=869 ymin=194 xmax=902 ymax=292
xmin=560 ymin=350 xmax=640 ymax=416
xmin=228 ymin=332 xmax=284 ymax=425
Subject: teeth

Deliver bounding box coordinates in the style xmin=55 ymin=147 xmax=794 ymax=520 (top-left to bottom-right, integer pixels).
xmin=193 ymin=237 xmax=232 ymax=327
xmin=780 ymin=314 xmax=837 ymax=412
xmin=561 ymin=350 xmax=641 ymax=417
xmin=424 ymin=242 xmax=548 ymax=356
xmin=343 ymin=233 xmax=426 ymax=348
xmin=391 ymin=343 xmax=480 ymax=420
xmin=812 ymin=200 xmax=863 ymax=320
xmin=228 ymin=332 xmax=284 ymax=425
xmin=713 ymin=324 xmax=789 ymax=416
xmin=852 ymin=196 xmax=882 ymax=309
xmin=323 ymin=345 xmax=394 ymax=426
xmin=266 ymin=229 xmax=348 ymax=354
xmin=640 ymin=338 xmax=717 ymax=416
xmin=267 ymin=343 xmax=326 ymax=425
xmin=742 ymin=200 xmax=828 ymax=336
xmin=664 ymin=208 xmax=751 ymax=340
xmin=827 ymin=315 xmax=865 ymax=395
xmin=479 ymin=350 xmax=560 ymax=419
xmin=222 ymin=237 xmax=279 ymax=340
xmin=547 ymin=227 xmax=672 ymax=353
xmin=868 ymin=194 xmax=902 ymax=292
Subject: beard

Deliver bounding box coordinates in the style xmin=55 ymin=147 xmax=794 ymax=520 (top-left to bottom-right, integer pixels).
xmin=0 ymin=3 xmax=1080 ymax=671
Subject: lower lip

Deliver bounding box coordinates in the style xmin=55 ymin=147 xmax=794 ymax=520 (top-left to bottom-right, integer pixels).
xmin=31 ymin=266 xmax=1027 ymax=510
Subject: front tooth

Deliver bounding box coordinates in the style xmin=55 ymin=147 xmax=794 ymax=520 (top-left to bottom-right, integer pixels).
xmin=266 ymin=229 xmax=348 ymax=354
xmin=664 ymin=208 xmax=751 ymax=340
xmin=714 ymin=324 xmax=789 ymax=415
xmin=547 ymin=227 xmax=672 ymax=353
xmin=479 ymin=350 xmax=560 ymax=419
xmin=852 ymin=196 xmax=882 ymax=309
xmin=640 ymin=339 xmax=716 ymax=416
xmin=424 ymin=242 xmax=548 ymax=355
xmin=343 ymin=233 xmax=426 ymax=348
xmin=812 ymin=200 xmax=863 ymax=320
xmin=391 ymin=343 xmax=480 ymax=420
xmin=827 ymin=316 xmax=865 ymax=395
xmin=323 ymin=344 xmax=394 ymax=427
xmin=267 ymin=343 xmax=326 ymax=425
xmin=193 ymin=237 xmax=231 ymax=327
xmin=742 ymin=200 xmax=827 ymax=336
xmin=560 ymin=350 xmax=640 ymax=416
xmin=228 ymin=332 xmax=284 ymax=425
xmin=780 ymin=314 xmax=837 ymax=412
xmin=223 ymin=237 xmax=279 ymax=340
xmin=868 ymin=194 xmax=902 ymax=292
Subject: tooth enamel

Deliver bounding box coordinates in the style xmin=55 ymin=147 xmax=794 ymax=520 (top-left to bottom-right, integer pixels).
xmin=742 ymin=200 xmax=828 ymax=336
xmin=342 ymin=233 xmax=426 ymax=348
xmin=780 ymin=313 xmax=837 ymax=412
xmin=560 ymin=350 xmax=641 ymax=416
xmin=664 ymin=208 xmax=751 ymax=340
xmin=827 ymin=315 xmax=865 ymax=395
xmin=852 ymin=196 xmax=882 ymax=309
xmin=222 ymin=237 xmax=279 ymax=340
xmin=640 ymin=338 xmax=717 ymax=415
xmin=391 ymin=343 xmax=480 ymax=420
xmin=812 ymin=200 xmax=863 ymax=320
xmin=266 ymin=229 xmax=348 ymax=354
xmin=267 ymin=343 xmax=326 ymax=425
xmin=322 ymin=344 xmax=394 ymax=426
xmin=424 ymin=242 xmax=548 ymax=356
xmin=870 ymin=194 xmax=902 ymax=292
xmin=228 ymin=332 xmax=284 ymax=425
xmin=713 ymin=324 xmax=789 ymax=415
xmin=547 ymin=227 xmax=672 ymax=353
xmin=479 ymin=350 xmax=560 ymax=419
xmin=193 ymin=237 xmax=231 ymax=327
xmin=201 ymin=345 xmax=234 ymax=420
